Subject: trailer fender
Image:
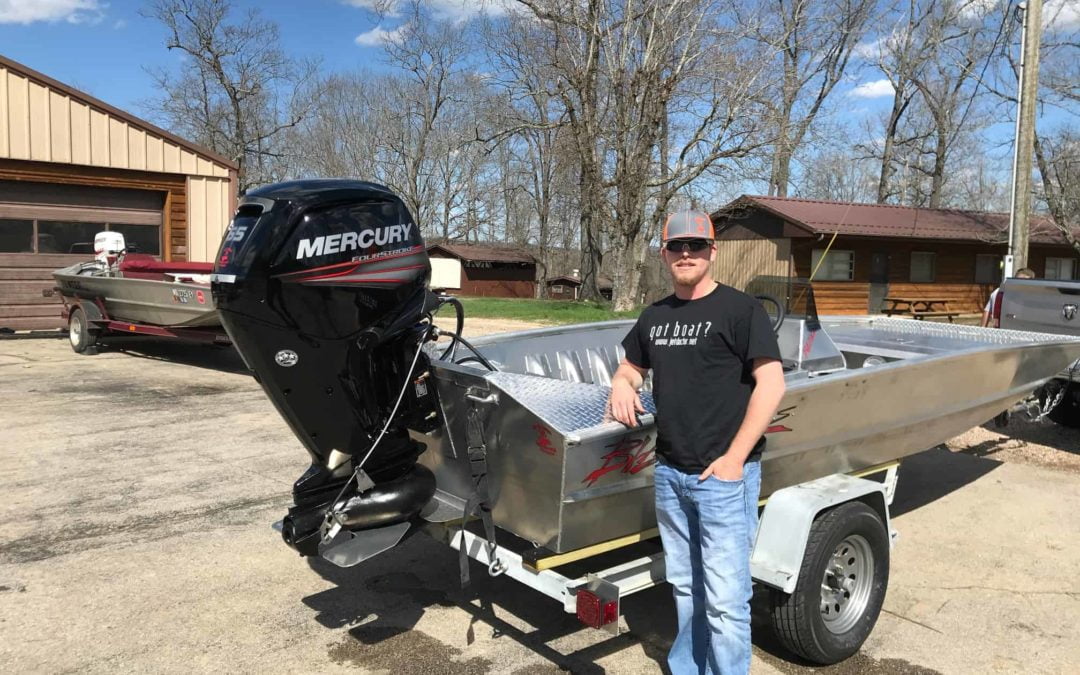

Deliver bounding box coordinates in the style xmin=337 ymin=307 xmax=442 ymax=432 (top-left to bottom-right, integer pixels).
xmin=751 ymin=473 xmax=894 ymax=594
xmin=72 ymin=296 xmax=105 ymax=323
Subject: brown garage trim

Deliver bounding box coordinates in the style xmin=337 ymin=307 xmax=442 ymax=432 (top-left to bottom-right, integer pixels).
xmin=0 ymin=158 xmax=189 ymax=261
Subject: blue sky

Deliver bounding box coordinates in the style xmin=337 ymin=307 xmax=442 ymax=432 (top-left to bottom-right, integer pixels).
xmin=0 ymin=0 xmax=397 ymax=115
xmin=0 ymin=0 xmax=908 ymax=123
xmin=2 ymin=0 xmax=1072 ymax=186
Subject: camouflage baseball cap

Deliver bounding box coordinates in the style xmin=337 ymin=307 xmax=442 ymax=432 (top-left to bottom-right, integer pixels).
xmin=662 ymin=210 xmax=715 ymax=241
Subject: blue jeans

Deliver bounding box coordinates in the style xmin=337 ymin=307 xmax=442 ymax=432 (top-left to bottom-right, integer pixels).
xmin=654 ymin=459 xmax=762 ymax=675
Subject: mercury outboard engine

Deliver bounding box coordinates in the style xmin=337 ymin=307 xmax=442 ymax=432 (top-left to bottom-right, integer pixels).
xmin=211 ymin=180 xmax=446 ymax=561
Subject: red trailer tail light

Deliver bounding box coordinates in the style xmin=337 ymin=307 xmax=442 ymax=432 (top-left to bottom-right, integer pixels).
xmin=576 ymin=589 xmax=618 ymax=629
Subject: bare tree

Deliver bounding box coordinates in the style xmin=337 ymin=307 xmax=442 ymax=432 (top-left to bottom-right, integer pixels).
xmin=1030 ymin=10 xmax=1080 ymax=255
xmin=742 ymin=0 xmax=875 ymax=197
xmin=858 ymin=0 xmax=935 ymax=203
xmin=484 ymin=15 xmax=578 ymax=296
xmin=373 ymin=3 xmax=472 ymax=232
xmin=1034 ymin=131 xmax=1080 ymax=255
xmin=796 ymin=144 xmax=879 ymax=203
xmin=980 ymin=1 xmax=1080 ymax=252
xmin=509 ymin=0 xmax=772 ymax=310
xmin=143 ymin=0 xmax=320 ymax=190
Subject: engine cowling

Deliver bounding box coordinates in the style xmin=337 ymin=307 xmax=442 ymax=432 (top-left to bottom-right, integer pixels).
xmin=211 ymin=179 xmax=439 ymax=553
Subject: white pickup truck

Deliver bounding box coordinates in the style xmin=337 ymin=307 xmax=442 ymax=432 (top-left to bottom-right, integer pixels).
xmin=997 ymin=278 xmax=1080 ymax=427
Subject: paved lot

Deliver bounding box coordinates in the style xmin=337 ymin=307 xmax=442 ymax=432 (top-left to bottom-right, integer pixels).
xmin=1 ymin=330 xmax=1079 ymax=674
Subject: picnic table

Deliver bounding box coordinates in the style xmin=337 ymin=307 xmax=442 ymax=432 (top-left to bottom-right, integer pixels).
xmin=882 ymin=297 xmax=959 ymax=322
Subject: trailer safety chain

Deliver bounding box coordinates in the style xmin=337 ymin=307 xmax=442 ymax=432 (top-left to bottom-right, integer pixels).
xmin=1032 ymin=361 xmax=1078 ymax=422
xmin=459 ymin=392 xmax=506 ymax=586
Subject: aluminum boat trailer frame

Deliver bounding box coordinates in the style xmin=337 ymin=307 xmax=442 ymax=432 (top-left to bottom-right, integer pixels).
xmin=421 ymin=461 xmax=899 ymax=635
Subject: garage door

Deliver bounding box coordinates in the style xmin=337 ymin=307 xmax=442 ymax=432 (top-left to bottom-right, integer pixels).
xmin=0 ymin=181 xmax=165 ymax=331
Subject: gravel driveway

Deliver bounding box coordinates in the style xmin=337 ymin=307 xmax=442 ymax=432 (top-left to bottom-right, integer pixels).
xmin=1 ymin=322 xmax=1078 ymax=674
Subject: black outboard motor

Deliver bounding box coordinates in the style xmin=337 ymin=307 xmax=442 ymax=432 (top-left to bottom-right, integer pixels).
xmin=211 ymin=180 xmax=441 ymax=558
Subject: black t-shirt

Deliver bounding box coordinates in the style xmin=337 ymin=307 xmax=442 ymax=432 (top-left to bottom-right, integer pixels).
xmin=621 ymin=283 xmax=782 ymax=473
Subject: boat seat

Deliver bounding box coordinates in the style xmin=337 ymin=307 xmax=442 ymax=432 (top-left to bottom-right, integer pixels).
xmin=119 ymin=257 xmax=215 ymax=282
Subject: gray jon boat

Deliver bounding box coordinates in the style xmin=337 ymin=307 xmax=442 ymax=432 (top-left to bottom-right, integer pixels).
xmin=53 ymin=255 xmax=219 ymax=329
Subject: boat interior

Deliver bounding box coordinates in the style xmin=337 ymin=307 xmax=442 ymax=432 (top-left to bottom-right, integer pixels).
xmin=114 ymin=254 xmax=214 ymax=284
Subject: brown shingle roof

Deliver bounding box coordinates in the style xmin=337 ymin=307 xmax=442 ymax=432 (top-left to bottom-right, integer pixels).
xmin=714 ymin=195 xmax=1076 ymax=245
xmin=546 ymin=275 xmax=613 ymax=288
xmin=546 ymin=275 xmax=581 ymax=285
xmin=428 ymin=243 xmax=536 ymax=264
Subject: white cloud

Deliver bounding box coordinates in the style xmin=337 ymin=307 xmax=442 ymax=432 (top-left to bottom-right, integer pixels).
xmin=342 ymin=0 xmax=402 ymax=18
xmin=853 ymin=36 xmax=886 ymax=61
xmin=850 ymin=79 xmax=895 ymax=99
xmin=355 ymin=23 xmax=409 ymax=46
xmin=1045 ymin=0 xmax=1080 ymax=29
xmin=343 ymin=0 xmax=513 ymax=23
xmin=0 ymin=0 xmax=104 ymax=25
xmin=958 ymin=0 xmax=996 ymax=24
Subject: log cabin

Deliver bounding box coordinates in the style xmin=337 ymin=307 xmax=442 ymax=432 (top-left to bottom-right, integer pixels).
xmin=710 ymin=195 xmax=1080 ymax=316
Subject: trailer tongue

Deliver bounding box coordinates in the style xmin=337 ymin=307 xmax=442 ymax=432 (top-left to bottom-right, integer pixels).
xmin=212 ymin=180 xmax=1080 ymax=666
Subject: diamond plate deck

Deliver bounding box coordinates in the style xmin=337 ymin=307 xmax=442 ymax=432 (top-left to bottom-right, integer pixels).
xmin=486 ymin=371 xmax=656 ymax=436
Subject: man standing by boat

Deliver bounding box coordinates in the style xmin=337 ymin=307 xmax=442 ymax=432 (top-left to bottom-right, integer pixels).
xmin=982 ymin=267 xmax=1035 ymax=327
xmin=608 ymin=210 xmax=786 ymax=674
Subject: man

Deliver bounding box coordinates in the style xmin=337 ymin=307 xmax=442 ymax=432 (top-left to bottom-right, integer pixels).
xmin=981 ymin=267 xmax=1035 ymax=327
xmin=608 ymin=211 xmax=786 ymax=674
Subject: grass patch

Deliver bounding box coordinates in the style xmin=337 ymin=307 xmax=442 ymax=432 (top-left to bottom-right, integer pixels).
xmin=456 ymin=297 xmax=642 ymax=324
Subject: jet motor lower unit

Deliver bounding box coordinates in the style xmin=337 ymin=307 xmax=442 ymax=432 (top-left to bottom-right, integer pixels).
xmin=211 ymin=179 xmax=449 ymax=556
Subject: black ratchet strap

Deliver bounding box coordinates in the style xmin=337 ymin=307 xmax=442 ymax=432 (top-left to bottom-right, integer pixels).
xmin=459 ymin=396 xmax=501 ymax=589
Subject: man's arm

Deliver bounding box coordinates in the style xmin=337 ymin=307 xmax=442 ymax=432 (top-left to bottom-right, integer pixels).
xmin=981 ymin=289 xmax=997 ymax=327
xmin=699 ymin=357 xmax=786 ymax=481
xmin=609 ymin=360 xmax=648 ymax=427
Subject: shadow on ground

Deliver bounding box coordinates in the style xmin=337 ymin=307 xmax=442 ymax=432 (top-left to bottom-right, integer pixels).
xmin=300 ymin=533 xmax=656 ymax=674
xmin=889 ymin=445 xmax=1001 ymax=518
xmin=91 ymin=336 xmax=248 ymax=374
xmin=964 ymin=417 xmax=1080 ymax=456
xmin=295 ymin=448 xmax=1003 ymax=673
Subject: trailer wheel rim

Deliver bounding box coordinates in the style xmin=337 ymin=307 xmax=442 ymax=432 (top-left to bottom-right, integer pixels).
xmin=70 ymin=314 xmax=82 ymax=347
xmin=820 ymin=534 xmax=874 ymax=634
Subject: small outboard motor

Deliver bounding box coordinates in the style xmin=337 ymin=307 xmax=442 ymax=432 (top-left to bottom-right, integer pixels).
xmin=211 ymin=180 xmax=442 ymax=558
xmin=94 ymin=231 xmax=125 ymax=264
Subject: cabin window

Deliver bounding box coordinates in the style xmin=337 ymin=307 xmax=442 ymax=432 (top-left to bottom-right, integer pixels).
xmin=975 ymin=254 xmax=1002 ymax=284
xmin=1045 ymin=257 xmax=1077 ymax=280
xmin=811 ymin=249 xmax=854 ymax=281
xmin=551 ymin=284 xmax=565 ymax=293
xmin=910 ymin=252 xmax=936 ymax=283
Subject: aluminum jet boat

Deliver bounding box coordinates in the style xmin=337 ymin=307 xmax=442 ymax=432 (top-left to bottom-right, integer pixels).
xmin=210 ymin=180 xmax=1080 ymax=665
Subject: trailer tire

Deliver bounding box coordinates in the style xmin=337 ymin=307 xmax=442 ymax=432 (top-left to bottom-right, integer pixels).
xmin=68 ymin=307 xmax=98 ymax=354
xmin=1047 ymin=383 xmax=1080 ymax=428
xmin=769 ymin=501 xmax=889 ymax=665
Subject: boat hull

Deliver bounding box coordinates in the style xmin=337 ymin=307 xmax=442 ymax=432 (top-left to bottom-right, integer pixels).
xmin=416 ymin=318 xmax=1080 ymax=552
xmin=53 ymin=263 xmax=219 ymax=328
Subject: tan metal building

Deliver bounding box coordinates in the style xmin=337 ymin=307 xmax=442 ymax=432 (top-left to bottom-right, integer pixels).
xmin=0 ymin=54 xmax=237 ymax=331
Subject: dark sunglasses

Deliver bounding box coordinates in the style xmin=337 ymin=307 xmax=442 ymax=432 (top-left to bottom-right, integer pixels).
xmin=664 ymin=239 xmax=711 ymax=253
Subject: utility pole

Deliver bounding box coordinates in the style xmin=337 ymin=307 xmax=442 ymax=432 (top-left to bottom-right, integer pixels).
xmin=1006 ymin=0 xmax=1043 ymax=277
